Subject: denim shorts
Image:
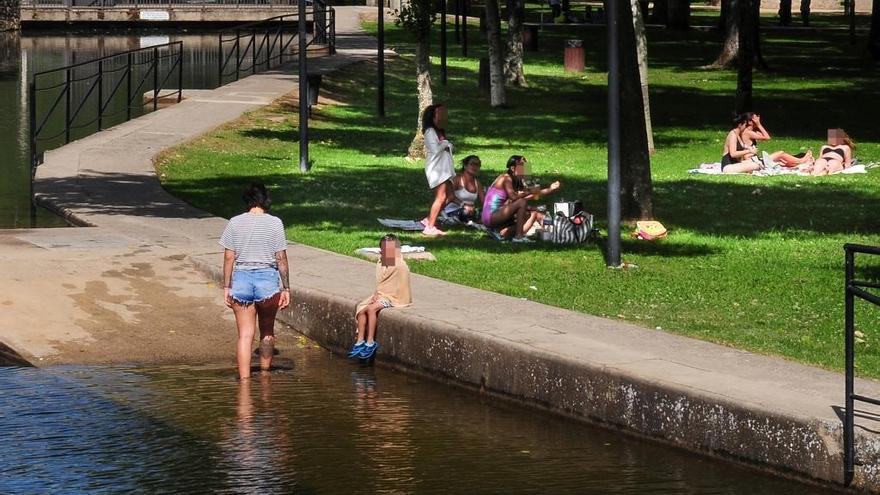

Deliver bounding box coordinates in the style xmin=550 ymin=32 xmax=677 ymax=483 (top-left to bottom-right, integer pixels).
xmin=231 ymin=268 xmax=281 ymax=305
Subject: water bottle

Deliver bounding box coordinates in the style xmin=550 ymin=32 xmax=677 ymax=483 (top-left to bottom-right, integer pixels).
xmin=542 ymin=215 xmax=554 ymax=241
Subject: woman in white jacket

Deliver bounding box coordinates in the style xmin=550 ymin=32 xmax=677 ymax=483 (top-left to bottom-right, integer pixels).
xmin=420 ymin=104 xmax=455 ymax=237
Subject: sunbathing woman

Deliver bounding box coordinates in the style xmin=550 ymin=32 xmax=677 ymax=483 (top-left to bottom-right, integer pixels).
xmin=741 ymin=113 xmax=813 ymax=167
xmin=721 ymin=114 xmax=762 ymax=174
xmin=481 ymin=155 xmax=560 ymax=243
xmin=801 ymin=129 xmax=854 ymax=176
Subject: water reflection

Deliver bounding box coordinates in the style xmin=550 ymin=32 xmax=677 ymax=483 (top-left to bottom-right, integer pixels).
xmin=0 ymin=29 xmax=222 ymax=229
xmin=0 ymin=346 xmax=836 ymax=494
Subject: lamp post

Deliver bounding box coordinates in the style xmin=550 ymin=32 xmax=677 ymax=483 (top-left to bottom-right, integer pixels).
xmin=298 ymin=0 xmax=309 ymax=172
xmin=378 ymin=0 xmax=385 ymax=116
xmin=441 ymin=0 xmax=448 ymax=84
xmin=606 ymin=0 xmax=621 ymax=267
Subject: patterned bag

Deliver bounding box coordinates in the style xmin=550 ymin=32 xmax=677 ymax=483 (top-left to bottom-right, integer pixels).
xmin=552 ymin=211 xmax=593 ymax=244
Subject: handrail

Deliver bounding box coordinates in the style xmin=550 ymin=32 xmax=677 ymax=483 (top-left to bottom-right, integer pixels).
xmin=217 ymin=4 xmax=335 ymax=85
xmin=843 ymin=243 xmax=880 ymax=487
xmin=28 ymin=41 xmax=184 ymax=205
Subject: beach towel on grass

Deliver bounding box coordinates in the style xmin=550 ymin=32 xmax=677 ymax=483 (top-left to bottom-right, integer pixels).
xmin=377 ymin=216 xmax=490 ymax=232
xmin=688 ymin=162 xmax=869 ymax=176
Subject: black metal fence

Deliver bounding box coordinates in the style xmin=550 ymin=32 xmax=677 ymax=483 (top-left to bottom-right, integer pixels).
xmin=843 ymin=243 xmax=880 ymax=486
xmin=28 ymin=41 xmax=183 ymax=170
xmin=22 ymin=0 xmax=298 ymax=7
xmin=217 ymin=5 xmax=333 ymax=85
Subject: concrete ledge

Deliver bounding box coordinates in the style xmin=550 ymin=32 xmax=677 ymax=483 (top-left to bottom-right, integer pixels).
xmin=0 ymin=341 xmax=34 ymax=367
xmin=190 ymin=254 xmax=877 ymax=492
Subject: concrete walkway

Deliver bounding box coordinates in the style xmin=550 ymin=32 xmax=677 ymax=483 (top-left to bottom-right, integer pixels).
xmin=2 ymin=6 xmax=877 ymax=491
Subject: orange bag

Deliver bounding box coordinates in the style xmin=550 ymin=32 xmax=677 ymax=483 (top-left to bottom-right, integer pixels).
xmin=633 ymin=221 xmax=667 ymax=241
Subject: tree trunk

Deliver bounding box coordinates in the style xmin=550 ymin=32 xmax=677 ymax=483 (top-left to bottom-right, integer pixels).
xmin=408 ymin=37 xmax=434 ymax=159
xmin=650 ymin=0 xmax=668 ymax=24
xmin=619 ymin=0 xmax=654 ymax=220
xmin=504 ymin=0 xmax=528 ymax=86
xmin=778 ymin=0 xmax=792 ymax=25
xmin=709 ymin=0 xmax=739 ymax=68
xmin=484 ymin=0 xmax=508 ymax=106
xmin=735 ymin=0 xmax=755 ymax=114
xmin=800 ymin=0 xmax=811 ymax=26
xmin=869 ymin=0 xmax=880 ymax=59
xmin=630 ymin=0 xmax=654 ymax=154
xmin=753 ymin=0 xmax=769 ymax=70
xmin=666 ymin=0 xmax=690 ymax=30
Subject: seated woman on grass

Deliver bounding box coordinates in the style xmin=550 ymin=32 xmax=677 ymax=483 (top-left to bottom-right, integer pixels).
xmin=443 ymin=155 xmax=485 ymax=224
xmin=721 ymin=114 xmax=762 ymax=174
xmin=800 ymin=128 xmax=855 ymax=176
xmin=481 ymin=155 xmax=561 ymax=243
xmin=741 ymin=112 xmax=813 ymax=167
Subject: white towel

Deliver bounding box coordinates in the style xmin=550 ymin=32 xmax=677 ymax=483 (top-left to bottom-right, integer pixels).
xmin=423 ymin=128 xmax=455 ymax=189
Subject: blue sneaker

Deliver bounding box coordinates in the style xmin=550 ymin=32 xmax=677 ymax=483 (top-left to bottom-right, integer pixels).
xmin=347 ymin=341 xmax=365 ymax=358
xmin=358 ymin=341 xmax=379 ymax=360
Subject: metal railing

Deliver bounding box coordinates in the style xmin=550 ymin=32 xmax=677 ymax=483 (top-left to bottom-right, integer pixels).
xmin=217 ymin=4 xmax=334 ymax=85
xmin=29 ymin=41 xmax=183 ymax=172
xmin=22 ymin=0 xmax=299 ymax=7
xmin=844 ymin=243 xmax=880 ymax=487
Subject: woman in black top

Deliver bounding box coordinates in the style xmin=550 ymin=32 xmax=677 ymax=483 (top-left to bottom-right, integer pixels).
xmin=721 ymin=114 xmax=762 ymax=174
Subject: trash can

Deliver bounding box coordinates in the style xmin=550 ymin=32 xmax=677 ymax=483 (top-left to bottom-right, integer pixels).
xmin=563 ymin=39 xmax=584 ymax=73
xmin=523 ymin=25 xmax=538 ymax=51
xmin=307 ymin=74 xmax=322 ymax=107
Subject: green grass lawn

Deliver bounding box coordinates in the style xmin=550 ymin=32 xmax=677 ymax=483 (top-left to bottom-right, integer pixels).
xmin=157 ymin=21 xmax=880 ymax=376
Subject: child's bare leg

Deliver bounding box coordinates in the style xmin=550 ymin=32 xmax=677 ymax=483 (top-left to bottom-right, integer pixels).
xmin=365 ymin=302 xmax=385 ymax=343
xmin=356 ymin=310 xmax=368 ymax=342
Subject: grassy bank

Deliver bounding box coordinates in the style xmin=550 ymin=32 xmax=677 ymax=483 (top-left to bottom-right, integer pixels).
xmin=158 ymin=21 xmax=880 ymax=376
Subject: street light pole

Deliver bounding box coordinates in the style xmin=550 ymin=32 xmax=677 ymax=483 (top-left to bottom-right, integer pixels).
xmin=441 ymin=0 xmax=448 ymax=84
xmin=378 ymin=0 xmax=385 ymax=116
xmin=606 ymin=0 xmax=621 ymax=267
xmin=298 ymin=0 xmax=309 ymax=172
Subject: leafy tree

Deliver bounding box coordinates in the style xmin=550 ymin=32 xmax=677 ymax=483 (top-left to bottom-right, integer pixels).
xmin=395 ymin=0 xmax=437 ymax=158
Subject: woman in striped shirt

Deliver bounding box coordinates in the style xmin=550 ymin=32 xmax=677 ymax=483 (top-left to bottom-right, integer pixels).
xmin=220 ymin=183 xmax=291 ymax=379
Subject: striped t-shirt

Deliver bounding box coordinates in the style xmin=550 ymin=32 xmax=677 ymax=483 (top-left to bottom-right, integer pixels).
xmin=219 ymin=212 xmax=288 ymax=270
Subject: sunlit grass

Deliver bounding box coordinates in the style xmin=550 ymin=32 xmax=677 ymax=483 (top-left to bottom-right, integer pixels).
xmin=158 ymin=21 xmax=880 ymax=376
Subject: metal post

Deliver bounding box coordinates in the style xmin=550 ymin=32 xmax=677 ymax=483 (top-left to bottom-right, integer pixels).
xmin=606 ymin=0 xmax=621 ymax=267
xmin=845 ymin=248 xmax=856 ymax=486
xmin=454 ymin=0 xmax=460 ymax=43
xmin=252 ymin=29 xmax=257 ymax=74
xmin=28 ymin=81 xmax=37 ymax=228
xmin=126 ymin=52 xmax=132 ymax=120
xmin=265 ymin=31 xmax=271 ymax=69
xmin=298 ymin=0 xmax=309 ymax=172
xmin=441 ymin=0 xmax=447 ymax=84
xmin=64 ymin=68 xmax=71 ymax=143
xmin=152 ymin=46 xmax=159 ymax=112
xmin=177 ymin=43 xmax=183 ymax=103
xmin=218 ymin=33 xmax=224 ymax=85
xmin=97 ymin=60 xmax=103 ymax=131
xmin=378 ymin=0 xmax=385 ymax=117
xmin=849 ymin=0 xmax=856 ymax=45
xmin=235 ymin=32 xmax=241 ymax=81
xmin=462 ymin=0 xmax=468 ymax=56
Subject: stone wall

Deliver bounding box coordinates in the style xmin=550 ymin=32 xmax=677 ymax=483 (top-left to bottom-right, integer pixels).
xmin=0 ymin=0 xmax=20 ymax=32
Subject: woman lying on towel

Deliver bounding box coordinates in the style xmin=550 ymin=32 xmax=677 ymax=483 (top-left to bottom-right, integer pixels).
xmin=721 ymin=114 xmax=762 ymax=173
xmin=798 ymin=129 xmax=855 ymax=176
xmin=741 ymin=113 xmax=813 ymax=167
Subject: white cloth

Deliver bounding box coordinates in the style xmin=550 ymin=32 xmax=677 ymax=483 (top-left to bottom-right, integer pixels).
xmin=357 ymin=245 xmax=426 ymax=255
xmin=424 ymin=128 xmax=455 ymax=189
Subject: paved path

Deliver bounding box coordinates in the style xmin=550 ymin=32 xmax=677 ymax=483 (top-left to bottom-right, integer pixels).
xmin=3 ymin=6 xmax=879 ymax=489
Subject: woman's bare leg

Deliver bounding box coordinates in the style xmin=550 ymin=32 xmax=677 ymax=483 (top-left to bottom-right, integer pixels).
xmin=489 ymin=198 xmax=529 ymax=238
xmin=255 ymin=293 xmax=280 ymax=371
xmin=232 ymin=303 xmax=258 ymax=379
xmin=426 ymin=182 xmax=454 ymax=228
xmin=811 ymin=158 xmax=830 ymax=176
xmin=522 ymin=211 xmax=540 ymax=235
xmin=770 ymin=150 xmax=812 ymax=166
xmin=722 ymin=162 xmax=762 ymax=174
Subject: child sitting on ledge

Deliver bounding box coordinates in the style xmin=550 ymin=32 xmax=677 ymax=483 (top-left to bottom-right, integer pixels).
xmin=348 ymin=234 xmax=412 ymax=360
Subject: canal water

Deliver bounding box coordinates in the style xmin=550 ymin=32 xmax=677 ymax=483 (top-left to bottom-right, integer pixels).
xmin=0 ymin=29 xmax=222 ymax=229
xmin=0 ymin=342 xmax=832 ymax=494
